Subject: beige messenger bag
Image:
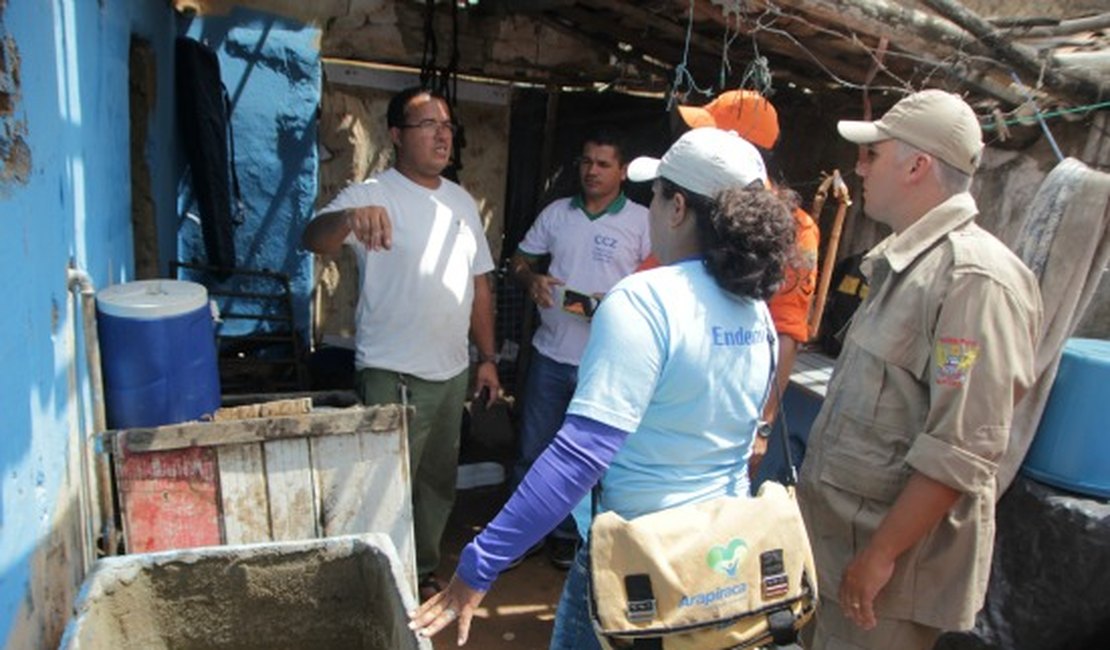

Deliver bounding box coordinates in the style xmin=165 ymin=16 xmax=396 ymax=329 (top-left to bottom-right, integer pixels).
xmin=588 ymin=481 xmax=817 ymax=649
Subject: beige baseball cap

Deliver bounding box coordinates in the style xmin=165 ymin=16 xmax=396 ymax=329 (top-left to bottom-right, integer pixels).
xmin=837 ymin=89 xmax=984 ymax=174
xmin=627 ymin=127 xmax=768 ymax=197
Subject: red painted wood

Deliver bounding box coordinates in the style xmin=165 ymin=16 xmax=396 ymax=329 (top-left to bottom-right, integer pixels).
xmin=117 ymin=446 xmax=221 ymax=552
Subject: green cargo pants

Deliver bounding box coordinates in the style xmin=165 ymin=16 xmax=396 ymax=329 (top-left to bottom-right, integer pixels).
xmin=355 ymin=366 xmax=469 ymax=579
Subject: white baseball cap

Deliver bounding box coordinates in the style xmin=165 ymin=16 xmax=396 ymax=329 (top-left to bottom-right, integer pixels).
xmin=627 ymin=127 xmax=768 ymax=197
xmin=837 ymin=89 xmax=984 ymax=175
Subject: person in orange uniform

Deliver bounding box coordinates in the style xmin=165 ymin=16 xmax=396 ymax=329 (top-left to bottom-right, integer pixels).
xmin=674 ymin=90 xmax=819 ymax=484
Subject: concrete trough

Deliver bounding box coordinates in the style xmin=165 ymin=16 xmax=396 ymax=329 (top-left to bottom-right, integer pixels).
xmin=60 ymin=534 xmax=430 ymax=650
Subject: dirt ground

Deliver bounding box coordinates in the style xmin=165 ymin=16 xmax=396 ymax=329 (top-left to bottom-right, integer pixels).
xmin=430 ymin=483 xmax=568 ymax=650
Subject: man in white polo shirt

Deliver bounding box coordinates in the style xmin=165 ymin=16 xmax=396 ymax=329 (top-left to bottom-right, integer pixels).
xmin=509 ymin=128 xmax=650 ymax=569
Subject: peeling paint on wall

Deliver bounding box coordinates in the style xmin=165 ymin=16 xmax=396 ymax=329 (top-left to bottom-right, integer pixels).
xmin=0 ymin=34 xmax=31 ymax=192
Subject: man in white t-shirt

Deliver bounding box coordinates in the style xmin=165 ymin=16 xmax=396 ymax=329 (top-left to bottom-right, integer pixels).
xmin=302 ymin=87 xmax=499 ymax=601
xmin=509 ymin=128 xmax=650 ymax=568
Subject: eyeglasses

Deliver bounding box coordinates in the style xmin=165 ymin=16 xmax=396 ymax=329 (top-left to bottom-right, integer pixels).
xmin=399 ymin=119 xmax=458 ymax=135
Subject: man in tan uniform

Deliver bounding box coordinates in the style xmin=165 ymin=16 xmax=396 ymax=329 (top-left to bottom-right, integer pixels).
xmin=798 ymin=90 xmax=1042 ymax=649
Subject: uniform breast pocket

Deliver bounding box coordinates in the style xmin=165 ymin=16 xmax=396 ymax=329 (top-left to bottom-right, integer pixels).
xmin=818 ymin=412 xmax=914 ymax=504
xmin=840 ymin=320 xmax=931 ymax=446
xmin=454 ymin=221 xmax=479 ymax=259
xmin=849 ymin=319 xmax=931 ymax=380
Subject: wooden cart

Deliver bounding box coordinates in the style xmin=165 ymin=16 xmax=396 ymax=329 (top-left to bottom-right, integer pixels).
xmin=105 ymin=403 xmax=416 ymax=590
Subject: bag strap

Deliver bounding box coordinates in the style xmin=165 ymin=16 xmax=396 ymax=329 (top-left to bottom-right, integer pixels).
xmin=766 ymin=325 xmax=797 ymax=487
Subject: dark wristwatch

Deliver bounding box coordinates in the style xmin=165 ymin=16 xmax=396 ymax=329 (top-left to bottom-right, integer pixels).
xmin=756 ymin=420 xmax=773 ymax=439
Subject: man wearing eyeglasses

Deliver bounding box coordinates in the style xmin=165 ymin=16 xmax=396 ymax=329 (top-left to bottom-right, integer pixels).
xmin=303 ymin=86 xmax=499 ymax=603
xmin=508 ymin=128 xmax=651 ymax=570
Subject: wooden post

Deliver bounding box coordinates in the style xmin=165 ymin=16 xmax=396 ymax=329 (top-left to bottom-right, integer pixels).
xmin=807 ymin=170 xmax=853 ymax=341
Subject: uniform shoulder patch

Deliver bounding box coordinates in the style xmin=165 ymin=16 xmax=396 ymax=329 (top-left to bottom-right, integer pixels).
xmin=935 ymin=337 xmax=980 ymax=387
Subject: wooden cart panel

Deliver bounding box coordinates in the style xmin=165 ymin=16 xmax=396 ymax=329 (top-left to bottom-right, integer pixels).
xmin=109 ymin=405 xmax=415 ymax=587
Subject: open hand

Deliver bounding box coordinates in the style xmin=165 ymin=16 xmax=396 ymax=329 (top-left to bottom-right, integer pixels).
xmin=527 ymin=274 xmax=564 ymax=308
xmin=408 ymin=574 xmax=486 ymax=645
xmin=838 ymin=546 xmax=895 ymax=630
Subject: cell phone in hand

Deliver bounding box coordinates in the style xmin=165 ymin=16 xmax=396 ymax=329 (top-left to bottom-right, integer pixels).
xmin=562 ymin=288 xmax=599 ymax=319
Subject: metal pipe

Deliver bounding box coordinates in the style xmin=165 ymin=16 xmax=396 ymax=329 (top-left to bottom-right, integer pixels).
xmin=66 ymin=266 xmax=118 ymax=560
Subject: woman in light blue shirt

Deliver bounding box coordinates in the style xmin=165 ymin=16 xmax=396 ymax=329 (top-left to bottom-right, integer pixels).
xmin=411 ymin=128 xmax=797 ymax=649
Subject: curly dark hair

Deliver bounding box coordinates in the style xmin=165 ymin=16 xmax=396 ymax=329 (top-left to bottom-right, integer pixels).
xmin=659 ymin=179 xmax=794 ymax=300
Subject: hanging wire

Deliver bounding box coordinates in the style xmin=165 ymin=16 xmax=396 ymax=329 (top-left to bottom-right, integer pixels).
xmin=658 ymin=0 xmax=1097 ymax=141
xmin=419 ymin=0 xmax=438 ymax=89
xmin=1009 ymin=70 xmax=1065 ymax=162
xmin=718 ymin=3 xmax=744 ymax=89
xmin=667 ymin=0 xmax=715 ymax=110
xmin=753 ymin=1 xmax=1009 ymax=96
xmin=739 ymin=56 xmax=774 ymax=96
xmin=982 ymin=100 xmax=1110 ymax=130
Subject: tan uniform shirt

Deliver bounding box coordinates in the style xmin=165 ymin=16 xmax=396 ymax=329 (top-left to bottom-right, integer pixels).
xmin=798 ymin=193 xmax=1042 ymax=630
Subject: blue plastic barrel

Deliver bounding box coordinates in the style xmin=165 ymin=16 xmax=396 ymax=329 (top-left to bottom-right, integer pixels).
xmin=1022 ymin=338 xmax=1110 ymax=498
xmin=96 ymin=280 xmax=220 ymax=429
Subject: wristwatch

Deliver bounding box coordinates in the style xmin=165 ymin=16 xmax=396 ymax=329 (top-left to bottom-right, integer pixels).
xmin=756 ymin=420 xmax=773 ymax=439
xmin=478 ymin=352 xmax=499 ymax=365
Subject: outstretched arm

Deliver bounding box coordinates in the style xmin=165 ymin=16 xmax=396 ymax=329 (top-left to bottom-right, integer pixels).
xmin=302 ymin=206 xmax=393 ymax=255
xmin=409 ymin=414 xmax=629 ymax=644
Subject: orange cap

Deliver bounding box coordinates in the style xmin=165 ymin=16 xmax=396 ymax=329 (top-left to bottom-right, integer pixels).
xmin=675 ymin=104 xmax=716 ymax=129
xmin=678 ymin=90 xmax=780 ymax=149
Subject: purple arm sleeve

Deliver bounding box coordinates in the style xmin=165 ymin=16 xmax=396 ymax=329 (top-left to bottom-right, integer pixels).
xmin=455 ymin=414 xmax=628 ymax=591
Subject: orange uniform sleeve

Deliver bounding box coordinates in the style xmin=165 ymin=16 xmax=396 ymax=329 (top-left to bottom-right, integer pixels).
xmin=768 ymin=207 xmax=819 ymax=342
xmin=635 ymin=254 xmax=661 ymax=272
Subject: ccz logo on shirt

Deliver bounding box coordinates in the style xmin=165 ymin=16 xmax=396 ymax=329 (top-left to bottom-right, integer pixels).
xmin=592 ymin=234 xmax=619 ymax=264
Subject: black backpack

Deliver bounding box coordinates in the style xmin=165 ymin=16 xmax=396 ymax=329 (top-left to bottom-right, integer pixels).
xmin=819 ymin=252 xmax=869 ymax=357
xmin=175 ymin=37 xmax=239 ymax=278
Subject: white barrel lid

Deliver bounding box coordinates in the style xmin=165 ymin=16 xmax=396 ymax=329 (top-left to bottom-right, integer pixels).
xmin=96 ymin=280 xmax=209 ymax=319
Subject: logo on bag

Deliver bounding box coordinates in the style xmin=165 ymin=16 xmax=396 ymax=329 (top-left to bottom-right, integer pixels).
xmin=760 ymin=549 xmax=789 ymax=600
xmin=707 ymin=538 xmax=749 ymax=579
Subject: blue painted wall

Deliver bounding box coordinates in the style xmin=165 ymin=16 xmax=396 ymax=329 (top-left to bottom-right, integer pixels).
xmin=176 ymin=9 xmax=319 ymax=341
xmin=0 ymin=1 xmax=174 ymax=645
xmin=0 ymin=2 xmax=319 ymax=645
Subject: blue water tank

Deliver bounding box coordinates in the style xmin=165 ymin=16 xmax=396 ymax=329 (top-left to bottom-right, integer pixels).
xmin=96 ymin=280 xmax=220 ymax=429
xmin=1021 ymin=338 xmax=1110 ymax=498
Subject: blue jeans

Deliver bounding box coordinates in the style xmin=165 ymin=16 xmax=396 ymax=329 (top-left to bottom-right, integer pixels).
xmin=550 ymin=545 xmax=603 ymax=650
xmin=514 ymin=350 xmax=578 ymax=539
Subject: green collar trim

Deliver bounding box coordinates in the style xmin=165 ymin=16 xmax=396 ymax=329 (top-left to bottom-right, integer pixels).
xmin=571 ymin=192 xmax=628 ymax=221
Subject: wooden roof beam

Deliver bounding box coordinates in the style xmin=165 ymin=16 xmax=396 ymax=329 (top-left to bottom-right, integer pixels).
xmin=750 ymin=0 xmax=1028 ymax=105
xmin=920 ymin=0 xmax=1109 ymax=104
xmin=994 ymin=12 xmax=1110 ymax=39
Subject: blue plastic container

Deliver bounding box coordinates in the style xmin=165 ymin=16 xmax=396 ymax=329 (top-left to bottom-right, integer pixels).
xmin=1022 ymin=338 xmax=1110 ymax=498
xmin=96 ymin=280 xmax=220 ymax=429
